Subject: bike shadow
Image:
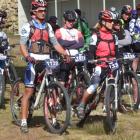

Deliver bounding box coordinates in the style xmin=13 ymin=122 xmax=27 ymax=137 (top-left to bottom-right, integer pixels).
xmin=76 ymin=114 xmax=112 ymax=134
xmin=28 ymin=116 xmax=45 ymax=128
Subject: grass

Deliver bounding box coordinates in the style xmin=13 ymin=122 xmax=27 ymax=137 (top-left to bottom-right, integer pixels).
xmin=1 ymin=35 xmax=140 ymax=140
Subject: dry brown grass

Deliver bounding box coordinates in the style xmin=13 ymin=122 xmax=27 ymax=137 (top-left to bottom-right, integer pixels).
xmin=1 ymin=35 xmax=140 ymax=140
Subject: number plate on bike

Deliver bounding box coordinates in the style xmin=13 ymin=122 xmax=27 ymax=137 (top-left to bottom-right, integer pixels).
xmin=45 ymin=59 xmax=59 ymax=69
xmin=0 ymin=54 xmax=7 ymax=60
xmin=108 ymin=60 xmax=119 ymax=71
xmin=123 ymin=53 xmax=136 ymax=60
xmin=75 ymin=54 xmax=86 ymax=62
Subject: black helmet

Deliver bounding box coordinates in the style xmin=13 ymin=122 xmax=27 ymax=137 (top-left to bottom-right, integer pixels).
xmin=63 ymin=10 xmax=76 ymax=21
xmin=121 ymin=5 xmax=132 ymax=15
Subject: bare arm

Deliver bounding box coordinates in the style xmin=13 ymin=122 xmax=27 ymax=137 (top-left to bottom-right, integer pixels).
xmin=20 ymin=44 xmax=29 ymax=58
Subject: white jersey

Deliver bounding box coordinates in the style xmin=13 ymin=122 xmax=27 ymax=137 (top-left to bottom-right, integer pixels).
xmin=20 ymin=20 xmax=57 ymax=46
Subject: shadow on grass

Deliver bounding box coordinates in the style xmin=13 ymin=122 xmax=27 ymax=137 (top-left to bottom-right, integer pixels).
xmin=77 ymin=114 xmax=116 ymax=135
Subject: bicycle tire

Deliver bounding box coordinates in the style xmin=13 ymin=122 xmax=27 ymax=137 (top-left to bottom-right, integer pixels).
xmin=120 ymin=70 xmax=140 ymax=111
xmin=10 ymin=80 xmax=24 ymax=125
xmin=10 ymin=80 xmax=34 ymax=125
xmin=8 ymin=62 xmax=18 ymax=84
xmin=0 ymin=73 xmax=5 ymax=107
xmin=105 ymin=85 xmax=117 ymax=134
xmin=44 ymin=81 xmax=71 ymax=134
xmin=70 ymin=71 xmax=90 ymax=106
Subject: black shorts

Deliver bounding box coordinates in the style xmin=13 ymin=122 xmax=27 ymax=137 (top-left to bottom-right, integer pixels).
xmin=131 ymin=42 xmax=140 ymax=53
xmin=57 ymin=62 xmax=74 ymax=82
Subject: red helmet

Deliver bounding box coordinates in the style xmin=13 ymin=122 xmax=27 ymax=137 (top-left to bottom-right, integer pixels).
xmin=31 ymin=0 xmax=47 ymax=11
xmin=121 ymin=5 xmax=132 ymax=14
xmin=98 ymin=10 xmax=113 ymax=21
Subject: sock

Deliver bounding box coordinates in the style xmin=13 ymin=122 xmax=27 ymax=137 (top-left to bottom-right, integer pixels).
xmin=52 ymin=118 xmax=56 ymax=124
xmin=21 ymin=119 xmax=27 ymax=126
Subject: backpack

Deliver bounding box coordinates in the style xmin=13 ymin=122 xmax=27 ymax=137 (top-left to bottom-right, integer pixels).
xmin=92 ymin=29 xmax=116 ymax=47
xmin=29 ymin=20 xmax=49 ymax=39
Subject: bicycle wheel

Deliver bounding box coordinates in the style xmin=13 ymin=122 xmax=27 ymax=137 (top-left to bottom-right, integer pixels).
xmin=0 ymin=73 xmax=5 ymax=107
xmin=105 ymin=85 xmax=117 ymax=134
xmin=120 ymin=71 xmax=140 ymax=111
xmin=71 ymin=71 xmax=90 ymax=106
xmin=8 ymin=62 xmax=18 ymax=84
xmin=10 ymin=80 xmax=34 ymax=125
xmin=10 ymin=80 xmax=24 ymax=125
xmin=44 ymin=81 xmax=71 ymax=134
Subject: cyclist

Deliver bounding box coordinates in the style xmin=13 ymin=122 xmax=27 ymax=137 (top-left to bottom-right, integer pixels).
xmin=129 ymin=3 xmax=140 ymax=72
xmin=120 ymin=5 xmax=132 ymax=30
xmin=55 ymin=10 xmax=84 ymax=86
xmin=48 ymin=16 xmax=60 ymax=33
xmin=20 ymin=0 xmax=69 ymax=133
xmin=74 ymin=9 xmax=91 ymax=53
xmin=0 ymin=10 xmax=9 ymax=68
xmin=77 ymin=10 xmax=119 ymax=119
xmin=113 ymin=18 xmax=132 ymax=53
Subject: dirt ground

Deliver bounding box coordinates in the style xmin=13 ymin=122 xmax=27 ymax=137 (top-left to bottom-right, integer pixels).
xmin=1 ymin=35 xmax=140 ymax=140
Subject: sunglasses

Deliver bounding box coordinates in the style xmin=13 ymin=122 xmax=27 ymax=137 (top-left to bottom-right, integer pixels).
xmin=106 ymin=20 xmax=113 ymax=23
xmin=124 ymin=13 xmax=131 ymax=16
xmin=67 ymin=20 xmax=75 ymax=23
xmin=36 ymin=10 xmax=46 ymax=13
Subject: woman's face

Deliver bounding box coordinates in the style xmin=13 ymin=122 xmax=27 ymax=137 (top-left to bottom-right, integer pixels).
xmin=122 ymin=13 xmax=131 ymax=21
xmin=104 ymin=20 xmax=114 ymax=30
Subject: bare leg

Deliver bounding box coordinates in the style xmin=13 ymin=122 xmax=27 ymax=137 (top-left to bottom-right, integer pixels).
xmin=21 ymin=87 xmax=34 ymax=120
xmin=132 ymin=58 xmax=139 ymax=72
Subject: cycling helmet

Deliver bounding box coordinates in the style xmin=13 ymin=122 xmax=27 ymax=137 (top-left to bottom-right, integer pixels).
xmin=121 ymin=5 xmax=132 ymax=14
xmin=136 ymin=4 xmax=140 ymax=10
xmin=31 ymin=0 xmax=47 ymax=11
xmin=110 ymin=7 xmax=119 ymax=20
xmin=63 ymin=10 xmax=76 ymax=21
xmin=98 ymin=10 xmax=113 ymax=21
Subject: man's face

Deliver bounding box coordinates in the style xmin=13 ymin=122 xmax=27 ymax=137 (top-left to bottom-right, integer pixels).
xmin=34 ymin=7 xmax=46 ymax=20
xmin=65 ymin=20 xmax=75 ymax=29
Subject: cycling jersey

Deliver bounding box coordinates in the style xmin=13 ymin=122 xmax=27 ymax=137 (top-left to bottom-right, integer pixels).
xmin=0 ymin=31 xmax=9 ymax=53
xmin=20 ymin=19 xmax=58 ymax=55
xmin=74 ymin=18 xmax=91 ymax=48
xmin=120 ymin=18 xmax=131 ymax=30
xmin=55 ymin=27 xmax=84 ymax=49
xmin=90 ymin=29 xmax=118 ymax=60
xmin=20 ymin=19 xmax=59 ymax=87
xmin=129 ymin=17 xmax=140 ymax=43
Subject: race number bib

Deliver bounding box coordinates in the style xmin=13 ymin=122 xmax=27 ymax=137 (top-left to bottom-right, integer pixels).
xmin=45 ymin=59 xmax=59 ymax=69
xmin=75 ymin=54 xmax=86 ymax=62
xmin=123 ymin=53 xmax=136 ymax=60
xmin=108 ymin=60 xmax=119 ymax=71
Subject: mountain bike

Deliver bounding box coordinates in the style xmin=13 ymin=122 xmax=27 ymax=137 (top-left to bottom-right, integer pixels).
xmin=0 ymin=49 xmax=18 ymax=107
xmin=118 ymin=53 xmax=140 ymax=112
xmin=62 ymin=50 xmax=90 ymax=113
xmin=10 ymin=58 xmax=71 ymax=134
xmin=77 ymin=59 xmax=120 ymax=134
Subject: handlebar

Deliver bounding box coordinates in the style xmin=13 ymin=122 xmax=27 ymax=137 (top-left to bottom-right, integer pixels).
xmin=0 ymin=54 xmax=16 ymax=60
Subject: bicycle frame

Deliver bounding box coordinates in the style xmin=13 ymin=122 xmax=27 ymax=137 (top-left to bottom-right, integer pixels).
xmin=86 ymin=59 xmax=120 ymax=111
xmin=105 ymin=70 xmax=119 ymax=110
xmin=31 ymin=59 xmax=59 ymax=109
